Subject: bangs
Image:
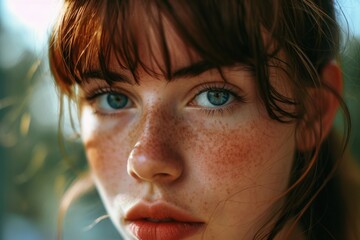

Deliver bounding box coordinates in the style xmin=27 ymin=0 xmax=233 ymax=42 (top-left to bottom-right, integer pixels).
xmin=49 ymin=0 xmax=339 ymax=122
xmin=49 ymin=0 xmax=275 ymax=91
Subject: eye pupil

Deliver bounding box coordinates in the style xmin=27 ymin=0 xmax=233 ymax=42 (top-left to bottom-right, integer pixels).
xmin=107 ymin=93 xmax=128 ymax=109
xmin=207 ymin=90 xmax=230 ymax=106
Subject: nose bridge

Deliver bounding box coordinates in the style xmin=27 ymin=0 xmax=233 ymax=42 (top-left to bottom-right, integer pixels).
xmin=127 ymin=106 xmax=183 ymax=183
xmin=139 ymin=105 xmax=173 ymax=148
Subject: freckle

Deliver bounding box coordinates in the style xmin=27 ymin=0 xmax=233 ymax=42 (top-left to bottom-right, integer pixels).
xmin=194 ymin=120 xmax=263 ymax=183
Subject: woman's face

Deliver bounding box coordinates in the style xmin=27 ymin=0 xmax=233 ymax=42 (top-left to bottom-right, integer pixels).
xmin=79 ymin=26 xmax=297 ymax=239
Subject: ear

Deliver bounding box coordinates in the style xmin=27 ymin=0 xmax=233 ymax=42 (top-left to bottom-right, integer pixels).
xmin=296 ymin=61 xmax=343 ymax=152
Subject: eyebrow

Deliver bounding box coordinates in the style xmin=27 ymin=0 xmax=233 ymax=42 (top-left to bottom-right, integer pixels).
xmin=171 ymin=61 xmax=217 ymax=80
xmin=81 ymin=61 xmax=218 ymax=85
xmin=82 ymin=70 xmax=133 ymax=85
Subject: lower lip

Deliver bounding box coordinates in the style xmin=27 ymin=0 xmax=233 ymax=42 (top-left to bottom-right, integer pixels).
xmin=127 ymin=220 xmax=204 ymax=240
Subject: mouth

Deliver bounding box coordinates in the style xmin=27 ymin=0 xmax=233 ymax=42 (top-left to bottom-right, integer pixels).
xmin=124 ymin=202 xmax=205 ymax=240
xmin=143 ymin=218 xmax=175 ymax=223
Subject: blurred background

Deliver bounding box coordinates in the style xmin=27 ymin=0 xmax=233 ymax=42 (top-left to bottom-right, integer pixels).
xmin=0 ymin=0 xmax=359 ymax=240
xmin=0 ymin=0 xmax=120 ymax=239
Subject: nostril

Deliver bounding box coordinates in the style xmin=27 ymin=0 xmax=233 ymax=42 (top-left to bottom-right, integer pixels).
xmin=154 ymin=173 xmax=171 ymax=179
xmin=129 ymin=170 xmax=141 ymax=180
xmin=156 ymin=173 xmax=170 ymax=177
xmin=152 ymin=172 xmax=179 ymax=183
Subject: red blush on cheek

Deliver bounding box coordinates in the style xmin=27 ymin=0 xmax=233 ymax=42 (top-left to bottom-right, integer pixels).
xmin=180 ymin=121 xmax=265 ymax=181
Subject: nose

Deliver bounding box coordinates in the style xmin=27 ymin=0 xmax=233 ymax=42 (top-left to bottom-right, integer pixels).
xmin=127 ymin=118 xmax=183 ymax=184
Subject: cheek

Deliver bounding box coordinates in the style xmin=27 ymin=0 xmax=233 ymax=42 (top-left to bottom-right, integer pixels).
xmin=182 ymin=117 xmax=296 ymax=198
xmin=206 ymin=123 xmax=261 ymax=179
xmin=80 ymin=107 xmax=133 ymax=194
xmin=83 ymin=134 xmax=131 ymax=195
xmin=181 ymin=118 xmax=296 ymax=233
xmin=193 ymin=125 xmax=259 ymax=180
xmin=191 ymin=122 xmax=283 ymax=171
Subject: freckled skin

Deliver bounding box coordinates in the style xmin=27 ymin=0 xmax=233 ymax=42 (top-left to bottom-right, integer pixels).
xmin=80 ymin=65 xmax=297 ymax=239
xmin=79 ymin=21 xmax=298 ymax=240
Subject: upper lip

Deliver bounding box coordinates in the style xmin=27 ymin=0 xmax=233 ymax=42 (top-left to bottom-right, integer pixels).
xmin=124 ymin=201 xmax=204 ymax=223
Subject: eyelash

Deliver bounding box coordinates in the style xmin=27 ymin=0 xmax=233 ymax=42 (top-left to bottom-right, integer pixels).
xmin=82 ymin=83 xmax=247 ymax=117
xmin=84 ymin=87 xmax=121 ymax=101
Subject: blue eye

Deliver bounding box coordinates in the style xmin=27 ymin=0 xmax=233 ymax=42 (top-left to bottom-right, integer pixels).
xmin=107 ymin=93 xmax=128 ymax=109
xmin=96 ymin=93 xmax=131 ymax=111
xmin=207 ymin=90 xmax=230 ymax=106
xmin=194 ymin=89 xmax=234 ymax=108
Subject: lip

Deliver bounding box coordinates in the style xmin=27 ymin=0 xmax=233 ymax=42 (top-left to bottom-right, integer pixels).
xmin=124 ymin=201 xmax=205 ymax=240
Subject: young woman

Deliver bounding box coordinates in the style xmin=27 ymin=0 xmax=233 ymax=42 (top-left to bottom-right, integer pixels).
xmin=49 ymin=0 xmax=358 ymax=239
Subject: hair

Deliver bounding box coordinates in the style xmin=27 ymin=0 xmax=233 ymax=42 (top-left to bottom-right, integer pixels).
xmin=49 ymin=0 xmax=355 ymax=239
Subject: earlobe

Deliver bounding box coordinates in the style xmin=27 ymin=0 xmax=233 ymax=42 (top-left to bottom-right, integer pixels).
xmin=296 ymin=61 xmax=343 ymax=152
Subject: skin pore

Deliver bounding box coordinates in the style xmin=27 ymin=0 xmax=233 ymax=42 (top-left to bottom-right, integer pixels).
xmin=78 ymin=22 xmax=303 ymax=239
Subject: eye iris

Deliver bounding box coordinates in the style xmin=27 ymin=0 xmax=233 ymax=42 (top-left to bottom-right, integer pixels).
xmin=207 ymin=90 xmax=229 ymax=106
xmin=107 ymin=93 xmax=128 ymax=109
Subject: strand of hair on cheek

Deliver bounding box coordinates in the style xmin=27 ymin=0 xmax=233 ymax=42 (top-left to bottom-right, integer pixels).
xmin=252 ymin=130 xmax=322 ymax=239
xmin=57 ymin=172 xmax=94 ymax=240
xmin=82 ymin=214 xmax=110 ymax=232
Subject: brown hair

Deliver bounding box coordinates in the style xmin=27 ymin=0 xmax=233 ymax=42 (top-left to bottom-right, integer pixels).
xmin=49 ymin=0 xmax=353 ymax=239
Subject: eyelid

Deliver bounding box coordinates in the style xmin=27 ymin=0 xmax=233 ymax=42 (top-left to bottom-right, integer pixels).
xmin=83 ymin=87 xmax=114 ymax=100
xmin=82 ymin=86 xmax=134 ymax=102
